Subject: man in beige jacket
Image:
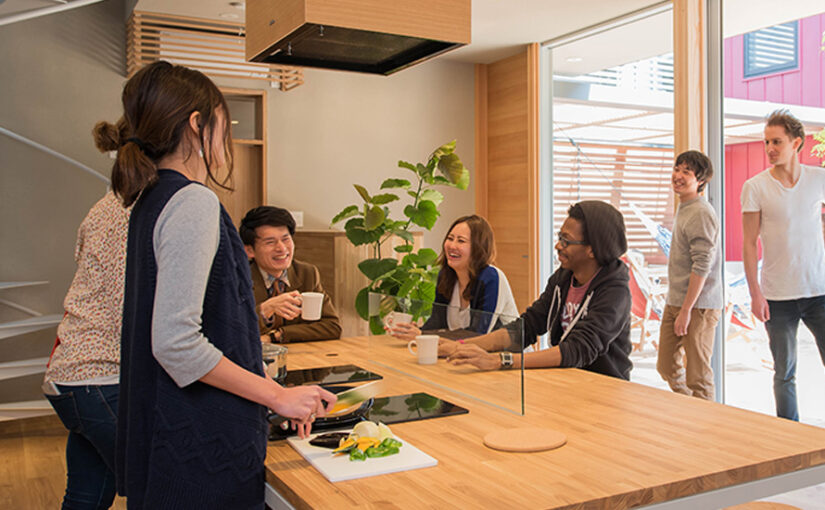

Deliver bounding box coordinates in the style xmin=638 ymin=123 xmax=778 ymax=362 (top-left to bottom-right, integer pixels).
xmin=240 ymin=206 xmax=342 ymax=343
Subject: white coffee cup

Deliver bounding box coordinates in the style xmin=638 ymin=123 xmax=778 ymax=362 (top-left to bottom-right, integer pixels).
xmin=300 ymin=292 xmax=324 ymax=321
xmin=408 ymin=335 xmax=438 ymax=365
xmin=384 ymin=311 xmax=412 ymax=332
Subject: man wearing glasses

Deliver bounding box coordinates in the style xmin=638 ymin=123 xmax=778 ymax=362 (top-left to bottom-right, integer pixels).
xmin=443 ymin=201 xmax=633 ymax=380
xmin=240 ymin=206 xmax=342 ymax=343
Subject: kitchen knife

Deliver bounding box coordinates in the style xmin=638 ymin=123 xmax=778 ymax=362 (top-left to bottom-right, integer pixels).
xmin=326 ymin=379 xmax=384 ymax=416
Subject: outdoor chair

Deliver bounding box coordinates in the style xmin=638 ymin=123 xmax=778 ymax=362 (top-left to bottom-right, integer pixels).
xmin=622 ymin=251 xmax=667 ymax=352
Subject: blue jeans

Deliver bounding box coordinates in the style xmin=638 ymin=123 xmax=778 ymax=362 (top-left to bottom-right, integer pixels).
xmin=765 ymin=296 xmax=825 ymax=421
xmin=46 ymin=384 xmax=118 ymax=510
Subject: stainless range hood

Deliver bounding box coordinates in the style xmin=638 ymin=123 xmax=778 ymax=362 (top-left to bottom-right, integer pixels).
xmin=245 ymin=0 xmax=470 ymax=75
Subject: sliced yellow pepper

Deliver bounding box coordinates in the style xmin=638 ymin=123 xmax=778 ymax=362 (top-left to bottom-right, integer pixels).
xmin=356 ymin=437 xmax=381 ymax=451
xmin=332 ymin=438 xmax=356 ymax=453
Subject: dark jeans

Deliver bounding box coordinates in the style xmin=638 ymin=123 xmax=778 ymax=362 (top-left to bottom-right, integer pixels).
xmin=765 ymin=296 xmax=825 ymax=421
xmin=46 ymin=384 xmax=118 ymax=510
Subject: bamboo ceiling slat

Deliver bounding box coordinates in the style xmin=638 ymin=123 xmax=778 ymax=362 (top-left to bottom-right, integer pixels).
xmin=127 ymin=11 xmax=304 ymax=91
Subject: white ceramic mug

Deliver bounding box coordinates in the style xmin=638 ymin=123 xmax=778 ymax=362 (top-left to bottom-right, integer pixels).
xmin=384 ymin=311 xmax=412 ymax=332
xmin=408 ymin=335 xmax=439 ymax=365
xmin=300 ymin=292 xmax=324 ymax=321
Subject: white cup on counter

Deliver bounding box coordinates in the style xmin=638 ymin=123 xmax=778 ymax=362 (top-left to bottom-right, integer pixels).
xmin=301 ymin=292 xmax=324 ymax=320
xmin=408 ymin=335 xmax=438 ymax=365
xmin=384 ymin=311 xmax=413 ymax=332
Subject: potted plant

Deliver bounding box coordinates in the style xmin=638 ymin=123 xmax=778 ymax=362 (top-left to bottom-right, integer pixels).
xmin=331 ymin=141 xmax=470 ymax=334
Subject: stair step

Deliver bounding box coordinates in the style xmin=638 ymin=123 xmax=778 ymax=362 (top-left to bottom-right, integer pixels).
xmin=0 ymin=314 xmax=62 ymax=340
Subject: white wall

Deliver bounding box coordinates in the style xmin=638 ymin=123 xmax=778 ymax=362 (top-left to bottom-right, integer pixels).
xmin=216 ymin=61 xmax=476 ymax=252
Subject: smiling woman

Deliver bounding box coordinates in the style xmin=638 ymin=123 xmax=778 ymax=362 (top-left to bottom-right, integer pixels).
xmin=386 ymin=214 xmax=518 ymax=340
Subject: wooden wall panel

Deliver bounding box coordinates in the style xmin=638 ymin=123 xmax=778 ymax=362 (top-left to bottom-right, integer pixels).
xmin=673 ymin=0 xmax=706 ymax=154
xmin=477 ymin=45 xmax=539 ymax=312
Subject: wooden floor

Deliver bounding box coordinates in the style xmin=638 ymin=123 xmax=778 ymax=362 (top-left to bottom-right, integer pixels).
xmin=0 ymin=415 xmax=126 ymax=509
xmin=1 ymin=415 xmax=822 ymax=509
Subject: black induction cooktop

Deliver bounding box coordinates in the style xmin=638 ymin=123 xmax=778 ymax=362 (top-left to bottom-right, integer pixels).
xmin=282 ymin=364 xmax=382 ymax=387
xmin=366 ymin=392 xmax=468 ymax=425
xmin=268 ymin=391 xmax=468 ymax=440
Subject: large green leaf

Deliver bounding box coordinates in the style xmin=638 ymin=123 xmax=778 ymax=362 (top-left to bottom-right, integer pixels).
xmin=432 ymin=140 xmax=456 ymax=159
xmin=371 ymin=193 xmax=399 ymax=205
xmin=358 ymin=258 xmax=398 ymax=280
xmin=396 ymin=273 xmax=420 ymax=298
xmin=344 ymin=218 xmax=382 ymax=246
xmin=394 ymin=244 xmax=414 ymax=253
xmin=404 ymin=200 xmax=439 ymax=230
xmin=331 ymin=205 xmax=359 ymax=224
xmin=410 ymin=279 xmax=436 ymax=304
xmin=364 ymin=205 xmax=386 ymax=230
xmin=380 ymin=178 xmax=411 ymax=189
xmin=454 ymin=166 xmax=470 ymax=190
xmin=419 ymin=189 xmax=444 ymax=207
xmin=369 ymin=316 xmax=385 ymax=335
xmin=414 ymin=248 xmax=439 ymax=267
xmin=354 ymin=184 xmax=372 ymax=203
xmin=378 ymin=278 xmax=401 ymax=295
xmin=409 ymin=298 xmax=433 ymax=322
xmin=398 ymin=160 xmax=417 ymax=173
xmin=355 ymin=287 xmax=370 ymax=320
xmin=437 ymin=153 xmax=469 ymax=189
xmin=393 ymin=229 xmax=414 ymax=243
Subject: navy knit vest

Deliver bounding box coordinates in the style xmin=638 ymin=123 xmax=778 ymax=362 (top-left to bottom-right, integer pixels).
xmin=116 ymin=170 xmax=266 ymax=509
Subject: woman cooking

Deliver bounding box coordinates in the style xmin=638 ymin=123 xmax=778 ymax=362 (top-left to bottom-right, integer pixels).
xmin=105 ymin=60 xmax=335 ymax=509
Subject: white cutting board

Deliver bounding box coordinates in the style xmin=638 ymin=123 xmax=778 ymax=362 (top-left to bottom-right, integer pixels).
xmin=287 ymin=430 xmax=437 ymax=482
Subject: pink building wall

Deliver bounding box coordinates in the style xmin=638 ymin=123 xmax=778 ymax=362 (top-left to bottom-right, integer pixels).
xmin=724 ymin=13 xmax=825 ymax=107
xmin=723 ymin=13 xmax=825 ymax=261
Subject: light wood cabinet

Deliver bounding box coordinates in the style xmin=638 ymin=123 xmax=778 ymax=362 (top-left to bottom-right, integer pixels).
xmin=211 ymin=88 xmax=267 ymax=227
xmin=292 ymin=230 xmax=422 ymax=337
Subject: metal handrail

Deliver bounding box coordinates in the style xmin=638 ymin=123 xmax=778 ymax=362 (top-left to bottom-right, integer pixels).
xmin=0 ymin=126 xmax=109 ymax=184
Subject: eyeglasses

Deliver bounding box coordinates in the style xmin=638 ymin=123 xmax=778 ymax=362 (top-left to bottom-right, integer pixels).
xmin=557 ymin=232 xmax=587 ymax=249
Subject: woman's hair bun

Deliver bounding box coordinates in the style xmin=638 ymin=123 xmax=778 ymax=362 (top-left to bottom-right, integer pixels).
xmin=92 ymin=120 xmax=124 ymax=152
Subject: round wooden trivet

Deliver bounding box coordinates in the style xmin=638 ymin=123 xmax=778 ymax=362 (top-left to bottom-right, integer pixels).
xmin=723 ymin=502 xmax=801 ymax=510
xmin=483 ymin=427 xmax=567 ymax=452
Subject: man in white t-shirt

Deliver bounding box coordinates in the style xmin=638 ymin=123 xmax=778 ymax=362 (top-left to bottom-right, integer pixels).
xmin=741 ymin=109 xmax=825 ymax=421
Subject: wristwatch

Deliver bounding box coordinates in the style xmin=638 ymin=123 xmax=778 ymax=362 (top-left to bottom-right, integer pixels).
xmin=499 ymin=351 xmax=514 ymax=369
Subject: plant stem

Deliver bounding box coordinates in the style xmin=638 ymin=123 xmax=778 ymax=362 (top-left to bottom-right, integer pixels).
xmin=403 ymin=175 xmax=425 ymax=232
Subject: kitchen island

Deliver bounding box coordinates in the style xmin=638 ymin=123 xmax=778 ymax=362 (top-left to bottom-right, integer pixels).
xmin=265 ymin=336 xmax=825 ymax=509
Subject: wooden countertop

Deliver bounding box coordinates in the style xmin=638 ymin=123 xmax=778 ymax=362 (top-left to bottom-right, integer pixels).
xmin=266 ymin=337 xmax=825 ymax=509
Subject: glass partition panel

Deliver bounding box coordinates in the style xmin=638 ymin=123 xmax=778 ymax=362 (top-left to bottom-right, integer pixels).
xmin=367 ymin=292 xmax=524 ymax=415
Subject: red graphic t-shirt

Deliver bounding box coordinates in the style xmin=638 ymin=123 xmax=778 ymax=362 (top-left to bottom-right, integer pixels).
xmin=560 ymin=270 xmax=600 ymax=332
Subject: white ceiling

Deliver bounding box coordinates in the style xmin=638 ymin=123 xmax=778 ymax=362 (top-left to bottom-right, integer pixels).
xmin=130 ymin=0 xmax=825 ymax=66
xmin=132 ymin=0 xmax=665 ymax=64
xmin=4 ymin=0 xmax=823 ymax=71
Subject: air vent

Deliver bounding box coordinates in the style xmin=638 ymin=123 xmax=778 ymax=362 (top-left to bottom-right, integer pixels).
xmin=245 ymin=0 xmax=470 ymax=76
